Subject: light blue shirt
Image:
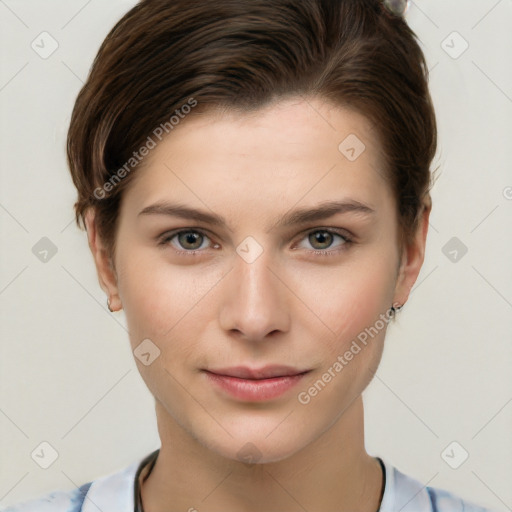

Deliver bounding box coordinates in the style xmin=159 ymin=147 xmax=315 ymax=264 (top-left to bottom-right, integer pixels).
xmin=0 ymin=453 xmax=496 ymax=511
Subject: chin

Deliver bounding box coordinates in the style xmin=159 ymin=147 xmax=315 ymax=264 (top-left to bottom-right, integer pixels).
xmin=224 ymin=438 xmax=304 ymax=465
xmin=196 ymin=421 xmax=311 ymax=465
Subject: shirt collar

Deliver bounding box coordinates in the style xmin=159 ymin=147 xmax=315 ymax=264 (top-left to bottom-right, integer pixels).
xmin=81 ymin=450 xmax=159 ymax=512
xmin=79 ymin=450 xmax=432 ymax=512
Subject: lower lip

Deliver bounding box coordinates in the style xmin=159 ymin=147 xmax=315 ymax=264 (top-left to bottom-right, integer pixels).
xmin=204 ymin=371 xmax=309 ymax=401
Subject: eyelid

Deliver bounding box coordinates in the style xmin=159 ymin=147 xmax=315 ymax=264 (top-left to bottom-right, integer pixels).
xmin=291 ymin=227 xmax=352 ymax=252
xmin=293 ymin=226 xmax=353 ymax=242
xmin=157 ymin=227 xmax=215 ymax=250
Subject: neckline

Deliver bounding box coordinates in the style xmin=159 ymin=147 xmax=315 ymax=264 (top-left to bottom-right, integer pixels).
xmin=134 ymin=450 xmax=387 ymax=512
xmin=376 ymin=456 xmax=387 ymax=511
xmin=134 ymin=448 xmax=159 ymax=512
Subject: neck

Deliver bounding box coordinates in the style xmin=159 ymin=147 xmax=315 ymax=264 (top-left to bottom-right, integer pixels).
xmin=141 ymin=396 xmax=384 ymax=512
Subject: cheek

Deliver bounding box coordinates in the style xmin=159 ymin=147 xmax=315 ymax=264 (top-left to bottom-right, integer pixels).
xmin=290 ymin=251 xmax=397 ymax=348
xmin=294 ymin=261 xmax=394 ymax=409
xmin=115 ymin=249 xmax=222 ymax=353
xmin=115 ymin=255 xmax=209 ymax=402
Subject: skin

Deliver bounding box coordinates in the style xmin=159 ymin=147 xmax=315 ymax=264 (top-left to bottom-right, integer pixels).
xmin=85 ymin=96 xmax=430 ymax=512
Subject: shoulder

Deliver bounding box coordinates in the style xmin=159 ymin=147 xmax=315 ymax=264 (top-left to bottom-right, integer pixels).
xmin=379 ymin=457 xmax=496 ymax=512
xmin=0 ymin=482 xmax=92 ymax=512
xmin=0 ymin=454 xmax=146 ymax=512
xmin=425 ymin=485 xmax=492 ymax=512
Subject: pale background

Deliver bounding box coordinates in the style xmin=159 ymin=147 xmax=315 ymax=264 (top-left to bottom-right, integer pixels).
xmin=0 ymin=0 xmax=511 ymax=510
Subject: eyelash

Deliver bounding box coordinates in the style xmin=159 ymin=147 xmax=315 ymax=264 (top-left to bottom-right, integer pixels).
xmin=157 ymin=227 xmax=353 ymax=258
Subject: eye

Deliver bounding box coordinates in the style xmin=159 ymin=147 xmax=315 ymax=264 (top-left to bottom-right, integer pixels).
xmin=158 ymin=229 xmax=217 ymax=253
xmin=157 ymin=227 xmax=352 ymax=257
xmin=295 ymin=228 xmax=352 ymax=256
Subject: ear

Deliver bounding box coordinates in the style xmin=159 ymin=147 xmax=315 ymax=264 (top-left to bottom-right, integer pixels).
xmin=393 ymin=196 xmax=432 ymax=308
xmin=84 ymin=208 xmax=122 ymax=312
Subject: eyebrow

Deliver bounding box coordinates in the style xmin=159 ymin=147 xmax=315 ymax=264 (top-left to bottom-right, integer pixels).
xmin=138 ymin=199 xmax=376 ymax=231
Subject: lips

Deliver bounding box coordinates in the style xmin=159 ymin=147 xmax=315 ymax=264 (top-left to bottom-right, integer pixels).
xmin=204 ymin=365 xmax=310 ymax=380
xmin=203 ymin=366 xmax=311 ymax=401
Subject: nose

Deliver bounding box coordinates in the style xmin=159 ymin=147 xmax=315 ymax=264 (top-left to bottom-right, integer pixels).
xmin=219 ymin=246 xmax=290 ymax=342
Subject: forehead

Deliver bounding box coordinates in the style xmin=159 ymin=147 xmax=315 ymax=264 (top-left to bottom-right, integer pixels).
xmin=121 ymin=97 xmax=392 ymax=219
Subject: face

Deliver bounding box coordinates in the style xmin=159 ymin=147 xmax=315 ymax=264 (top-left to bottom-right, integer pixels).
xmin=87 ymin=97 xmax=428 ymax=464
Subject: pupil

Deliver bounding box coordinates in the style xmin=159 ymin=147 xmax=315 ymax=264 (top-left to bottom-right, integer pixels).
xmin=180 ymin=232 xmax=201 ymax=249
xmin=311 ymin=231 xmax=331 ymax=249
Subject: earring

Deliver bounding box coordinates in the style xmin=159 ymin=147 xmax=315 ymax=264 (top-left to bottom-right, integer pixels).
xmin=107 ymin=297 xmax=113 ymax=312
xmin=382 ymin=0 xmax=410 ymax=17
xmin=390 ymin=303 xmax=403 ymax=315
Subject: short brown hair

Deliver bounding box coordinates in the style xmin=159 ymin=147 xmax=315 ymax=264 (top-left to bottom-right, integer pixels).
xmin=67 ymin=0 xmax=437 ymax=262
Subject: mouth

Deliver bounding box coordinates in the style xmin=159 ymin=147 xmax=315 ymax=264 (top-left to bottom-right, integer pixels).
xmin=202 ymin=365 xmax=311 ymax=401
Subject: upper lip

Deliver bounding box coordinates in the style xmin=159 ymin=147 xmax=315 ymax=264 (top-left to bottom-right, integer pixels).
xmin=205 ymin=365 xmax=310 ymax=380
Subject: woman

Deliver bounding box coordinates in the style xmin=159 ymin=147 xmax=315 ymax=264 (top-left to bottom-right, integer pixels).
xmin=2 ymin=0 xmax=497 ymax=511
